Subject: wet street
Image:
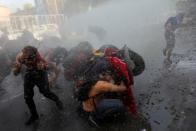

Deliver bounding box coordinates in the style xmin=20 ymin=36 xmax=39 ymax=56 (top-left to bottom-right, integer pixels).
xmin=0 ymin=72 xmax=150 ymax=131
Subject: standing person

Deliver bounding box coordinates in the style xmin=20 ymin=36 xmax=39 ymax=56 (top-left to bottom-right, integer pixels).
xmin=163 ymin=13 xmax=184 ymax=63
xmin=13 ymin=46 xmax=63 ymax=125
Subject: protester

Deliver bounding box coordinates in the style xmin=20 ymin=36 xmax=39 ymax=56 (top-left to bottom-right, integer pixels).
xmin=163 ymin=13 xmax=185 ymax=63
xmin=13 ymin=46 xmax=63 ymax=125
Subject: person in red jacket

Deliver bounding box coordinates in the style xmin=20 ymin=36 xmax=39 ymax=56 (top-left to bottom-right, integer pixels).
xmin=13 ymin=46 xmax=63 ymax=125
xmin=104 ymin=48 xmax=138 ymax=115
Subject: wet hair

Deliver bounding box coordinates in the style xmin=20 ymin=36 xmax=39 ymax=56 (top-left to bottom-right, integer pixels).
xmin=22 ymin=46 xmax=38 ymax=59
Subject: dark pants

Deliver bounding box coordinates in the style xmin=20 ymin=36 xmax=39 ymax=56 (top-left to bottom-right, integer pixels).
xmin=92 ymin=99 xmax=126 ymax=122
xmin=164 ymin=30 xmax=176 ymax=60
xmin=24 ymin=69 xmax=60 ymax=116
xmin=164 ymin=31 xmax=175 ymax=50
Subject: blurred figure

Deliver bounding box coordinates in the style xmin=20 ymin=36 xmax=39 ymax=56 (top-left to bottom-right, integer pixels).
xmin=0 ymin=28 xmax=9 ymax=47
xmin=163 ymin=13 xmax=185 ymax=63
xmin=88 ymin=25 xmax=107 ymax=41
xmin=63 ymin=41 xmax=94 ymax=81
xmin=0 ymin=46 xmax=11 ymax=83
xmin=45 ymin=47 xmax=68 ymax=88
xmin=13 ymin=46 xmax=63 ymax=125
xmin=20 ymin=29 xmax=35 ymax=44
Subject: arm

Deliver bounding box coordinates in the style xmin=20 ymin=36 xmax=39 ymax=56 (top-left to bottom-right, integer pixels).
xmin=13 ymin=53 xmax=22 ymax=76
xmin=95 ymin=81 xmax=127 ymax=94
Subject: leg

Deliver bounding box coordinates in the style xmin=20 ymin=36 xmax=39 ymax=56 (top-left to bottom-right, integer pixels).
xmin=164 ymin=31 xmax=170 ymax=56
xmin=166 ymin=41 xmax=175 ymax=63
xmin=92 ymin=99 xmax=126 ymax=122
xmin=165 ymin=31 xmax=175 ymax=62
xmin=166 ymin=48 xmax=173 ymax=62
xmin=24 ymin=73 xmax=38 ymax=125
xmin=36 ymin=71 xmax=63 ymax=110
xmin=163 ymin=48 xmax=167 ymax=56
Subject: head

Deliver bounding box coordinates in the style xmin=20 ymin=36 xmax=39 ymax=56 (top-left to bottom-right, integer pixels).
xmin=176 ymin=13 xmax=185 ymax=23
xmin=98 ymin=44 xmax=118 ymax=52
xmin=104 ymin=47 xmax=118 ymax=57
xmin=22 ymin=46 xmax=38 ymax=63
xmin=77 ymin=41 xmax=93 ymax=52
xmin=99 ymin=71 xmax=113 ymax=81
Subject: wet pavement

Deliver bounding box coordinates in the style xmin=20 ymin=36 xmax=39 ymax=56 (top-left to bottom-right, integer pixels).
xmin=1 ymin=30 xmax=196 ymax=131
xmin=0 ymin=72 xmax=151 ymax=131
xmin=136 ymin=27 xmax=196 ymax=131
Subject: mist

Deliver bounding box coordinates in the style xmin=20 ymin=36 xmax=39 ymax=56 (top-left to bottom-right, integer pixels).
xmin=65 ymin=0 xmax=176 ymax=85
xmin=2 ymin=0 xmax=194 ymax=131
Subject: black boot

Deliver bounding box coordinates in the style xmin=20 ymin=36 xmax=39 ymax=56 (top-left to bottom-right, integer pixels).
xmin=25 ymin=98 xmax=39 ymax=125
xmin=25 ymin=114 xmax=39 ymax=125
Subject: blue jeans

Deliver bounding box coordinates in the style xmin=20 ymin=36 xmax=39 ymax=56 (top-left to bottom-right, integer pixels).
xmin=92 ymin=99 xmax=126 ymax=122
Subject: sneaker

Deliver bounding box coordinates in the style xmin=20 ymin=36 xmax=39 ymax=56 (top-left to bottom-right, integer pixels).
xmin=56 ymin=100 xmax=64 ymax=110
xmin=88 ymin=115 xmax=101 ymax=128
xmin=25 ymin=115 xmax=39 ymax=125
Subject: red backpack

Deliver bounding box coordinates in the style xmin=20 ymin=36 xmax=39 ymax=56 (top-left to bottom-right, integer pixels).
xmin=106 ymin=56 xmax=138 ymax=115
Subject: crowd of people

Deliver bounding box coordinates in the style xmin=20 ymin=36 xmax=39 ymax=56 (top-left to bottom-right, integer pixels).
xmin=0 ymin=12 xmax=188 ymax=127
xmin=0 ymin=30 xmax=146 ymax=127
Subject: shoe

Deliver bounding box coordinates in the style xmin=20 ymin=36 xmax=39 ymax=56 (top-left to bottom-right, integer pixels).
xmin=56 ymin=100 xmax=64 ymax=110
xmin=88 ymin=115 xmax=101 ymax=128
xmin=25 ymin=115 xmax=39 ymax=125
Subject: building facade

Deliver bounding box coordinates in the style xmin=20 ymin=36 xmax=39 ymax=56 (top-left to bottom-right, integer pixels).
xmin=35 ymin=0 xmax=65 ymax=15
xmin=0 ymin=5 xmax=11 ymax=28
xmin=34 ymin=0 xmax=108 ymax=16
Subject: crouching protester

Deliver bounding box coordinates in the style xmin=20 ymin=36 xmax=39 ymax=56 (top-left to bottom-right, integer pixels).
xmin=103 ymin=47 xmax=138 ymax=115
xmin=78 ymin=71 xmax=127 ymax=128
xmin=12 ymin=46 xmax=63 ymax=125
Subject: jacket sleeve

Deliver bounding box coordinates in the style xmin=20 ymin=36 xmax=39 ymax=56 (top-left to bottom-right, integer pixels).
xmin=93 ymin=81 xmax=126 ymax=95
xmin=13 ymin=53 xmax=23 ymax=75
xmin=37 ymin=52 xmax=49 ymax=69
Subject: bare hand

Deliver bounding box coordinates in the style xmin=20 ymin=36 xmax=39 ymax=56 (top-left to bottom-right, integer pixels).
xmin=37 ymin=63 xmax=47 ymax=70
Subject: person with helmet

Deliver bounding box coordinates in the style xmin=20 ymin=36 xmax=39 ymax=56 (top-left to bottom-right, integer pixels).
xmin=163 ymin=13 xmax=185 ymax=63
xmin=13 ymin=46 xmax=63 ymax=125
